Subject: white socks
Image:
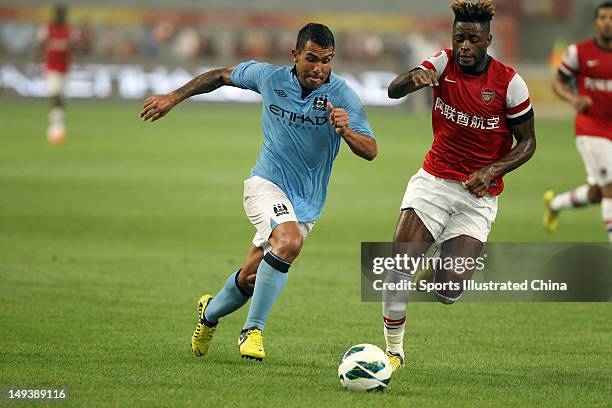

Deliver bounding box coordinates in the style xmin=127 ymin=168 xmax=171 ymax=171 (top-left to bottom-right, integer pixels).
xmin=382 ymin=269 xmax=410 ymax=358
xmin=47 ymin=107 xmax=66 ymax=143
xmin=551 ymin=185 xmax=590 ymax=211
xmin=49 ymin=107 xmax=65 ymax=128
xmin=553 ymin=187 xmax=612 ymax=241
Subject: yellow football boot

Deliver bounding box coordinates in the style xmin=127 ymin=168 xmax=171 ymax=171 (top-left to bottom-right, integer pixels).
xmin=191 ymin=294 xmax=217 ymax=357
xmin=238 ymin=328 xmax=266 ymax=361
xmin=543 ymin=191 xmax=559 ymax=233
xmin=386 ymin=351 xmax=404 ymax=372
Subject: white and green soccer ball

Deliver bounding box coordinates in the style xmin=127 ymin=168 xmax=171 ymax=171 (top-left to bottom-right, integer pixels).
xmin=338 ymin=344 xmax=392 ymax=392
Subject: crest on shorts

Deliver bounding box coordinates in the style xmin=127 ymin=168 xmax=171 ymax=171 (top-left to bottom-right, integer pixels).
xmin=480 ymin=88 xmax=495 ymax=105
xmin=313 ymin=95 xmax=328 ymax=111
xmin=273 ymin=203 xmax=289 ymax=217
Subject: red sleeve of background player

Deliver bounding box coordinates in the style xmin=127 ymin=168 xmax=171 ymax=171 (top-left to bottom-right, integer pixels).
xmin=558 ymin=44 xmax=579 ymax=79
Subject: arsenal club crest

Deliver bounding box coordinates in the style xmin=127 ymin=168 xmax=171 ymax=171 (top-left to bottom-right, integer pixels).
xmin=480 ymin=88 xmax=495 ymax=105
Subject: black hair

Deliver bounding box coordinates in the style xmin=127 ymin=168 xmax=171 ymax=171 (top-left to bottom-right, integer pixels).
xmin=595 ymin=1 xmax=612 ymax=18
xmin=295 ymin=23 xmax=335 ymax=52
xmin=451 ymin=0 xmax=495 ymax=31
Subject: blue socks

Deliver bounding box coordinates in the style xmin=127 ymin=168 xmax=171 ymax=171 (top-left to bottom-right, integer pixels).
xmin=243 ymin=251 xmax=291 ymax=331
xmin=204 ymin=270 xmax=250 ymax=325
xmin=202 ymin=251 xmax=292 ymax=331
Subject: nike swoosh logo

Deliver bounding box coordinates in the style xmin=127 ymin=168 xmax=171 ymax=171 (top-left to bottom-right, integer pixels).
xmin=444 ymin=77 xmax=457 ymax=83
xmin=586 ymin=60 xmax=599 ymax=67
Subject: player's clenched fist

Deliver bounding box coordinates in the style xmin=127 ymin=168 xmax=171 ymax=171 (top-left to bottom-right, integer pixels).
xmin=464 ymin=168 xmax=494 ymax=198
xmin=327 ymin=101 xmax=350 ymax=136
xmin=140 ymin=93 xmax=179 ymax=122
xmin=412 ymin=69 xmax=439 ymax=88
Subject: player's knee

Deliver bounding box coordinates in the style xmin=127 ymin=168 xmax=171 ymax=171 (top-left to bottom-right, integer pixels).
xmin=273 ymin=234 xmax=303 ymax=260
xmin=52 ymin=95 xmax=63 ymax=107
xmin=588 ymin=185 xmax=603 ymax=202
xmin=601 ymin=183 xmax=612 ymax=198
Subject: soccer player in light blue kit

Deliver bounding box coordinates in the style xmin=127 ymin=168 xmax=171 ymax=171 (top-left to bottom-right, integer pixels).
xmin=140 ymin=23 xmax=377 ymax=361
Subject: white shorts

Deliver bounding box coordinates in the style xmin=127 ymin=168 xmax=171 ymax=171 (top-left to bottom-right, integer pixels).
xmin=576 ymin=136 xmax=612 ymax=187
xmin=243 ymin=176 xmax=315 ymax=249
xmin=400 ymin=168 xmax=498 ymax=244
xmin=46 ymin=71 xmax=66 ymax=97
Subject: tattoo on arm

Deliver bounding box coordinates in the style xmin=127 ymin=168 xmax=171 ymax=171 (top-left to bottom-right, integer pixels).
xmin=173 ymin=66 xmax=235 ymax=102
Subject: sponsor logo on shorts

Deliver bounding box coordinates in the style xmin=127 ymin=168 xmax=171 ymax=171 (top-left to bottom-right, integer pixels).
xmin=273 ymin=203 xmax=290 ymax=217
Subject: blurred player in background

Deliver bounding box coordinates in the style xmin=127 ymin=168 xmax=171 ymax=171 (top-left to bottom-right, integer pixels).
xmin=141 ymin=23 xmax=376 ymax=362
xmin=543 ymin=1 xmax=612 ymax=242
xmin=383 ymin=0 xmax=536 ymax=371
xmin=38 ymin=4 xmax=71 ymax=144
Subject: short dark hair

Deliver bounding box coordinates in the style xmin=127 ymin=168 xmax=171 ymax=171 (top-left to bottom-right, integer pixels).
xmin=295 ymin=23 xmax=335 ymax=52
xmin=595 ymin=1 xmax=612 ymax=18
xmin=451 ymin=0 xmax=495 ymax=31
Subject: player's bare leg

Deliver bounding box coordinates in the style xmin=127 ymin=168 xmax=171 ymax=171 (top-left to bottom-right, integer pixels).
xmin=48 ymin=94 xmax=67 ymax=144
xmin=545 ymin=184 xmax=607 ymax=233
xmin=240 ymin=221 xmax=303 ymax=360
xmin=601 ymin=183 xmax=612 ymax=242
xmin=237 ymin=244 xmax=264 ymax=294
xmin=382 ymin=209 xmax=434 ymax=369
xmin=434 ymin=235 xmax=484 ymax=303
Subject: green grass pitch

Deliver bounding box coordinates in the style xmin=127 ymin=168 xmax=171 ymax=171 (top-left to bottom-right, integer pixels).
xmin=0 ymin=100 xmax=610 ymax=407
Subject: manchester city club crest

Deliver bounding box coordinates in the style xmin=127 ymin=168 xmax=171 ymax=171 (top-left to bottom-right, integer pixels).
xmin=480 ymin=88 xmax=496 ymax=105
xmin=313 ymin=95 xmax=328 ymax=111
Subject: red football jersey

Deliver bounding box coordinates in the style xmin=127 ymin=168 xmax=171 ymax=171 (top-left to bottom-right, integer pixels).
xmin=419 ymin=49 xmax=532 ymax=195
xmin=44 ymin=23 xmax=70 ymax=74
xmin=559 ymin=39 xmax=612 ymax=140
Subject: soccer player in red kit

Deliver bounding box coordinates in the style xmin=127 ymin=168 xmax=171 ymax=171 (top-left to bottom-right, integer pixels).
xmin=381 ymin=0 xmax=536 ymax=371
xmin=39 ymin=5 xmax=71 ymax=144
xmin=543 ymin=2 xmax=612 ymax=242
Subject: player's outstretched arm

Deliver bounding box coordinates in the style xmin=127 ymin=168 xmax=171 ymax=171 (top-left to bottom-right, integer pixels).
xmin=327 ymin=102 xmax=377 ymax=161
xmin=140 ymin=66 xmax=235 ymax=122
xmin=552 ymin=72 xmax=592 ymax=113
xmin=464 ymin=117 xmax=536 ymax=197
xmin=388 ymin=68 xmax=439 ymax=99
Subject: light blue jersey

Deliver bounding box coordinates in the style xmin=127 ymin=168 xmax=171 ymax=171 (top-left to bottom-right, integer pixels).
xmin=231 ymin=60 xmax=374 ymax=222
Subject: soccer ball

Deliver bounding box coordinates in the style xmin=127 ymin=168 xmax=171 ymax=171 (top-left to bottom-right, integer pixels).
xmin=338 ymin=344 xmax=392 ymax=392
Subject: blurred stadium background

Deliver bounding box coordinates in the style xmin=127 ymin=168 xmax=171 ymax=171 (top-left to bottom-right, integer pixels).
xmin=0 ymin=0 xmax=606 ymax=114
